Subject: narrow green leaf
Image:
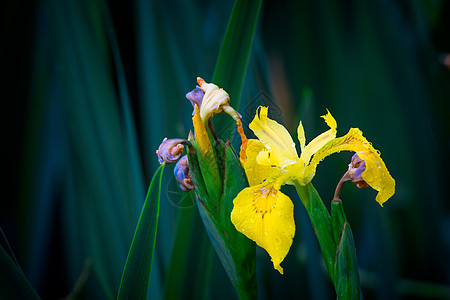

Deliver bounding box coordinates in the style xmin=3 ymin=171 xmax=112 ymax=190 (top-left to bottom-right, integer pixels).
xmin=212 ymin=0 xmax=262 ymax=105
xmin=294 ymin=183 xmax=336 ymax=283
xmin=118 ymin=164 xmax=165 ymax=300
xmin=0 ymin=245 xmax=41 ymax=300
xmin=100 ymin=0 xmax=146 ymax=218
xmin=211 ymin=0 xmax=263 ymax=134
xmin=162 ymin=192 xmax=196 ymax=300
xmin=0 ymin=226 xmax=20 ymax=268
xmin=331 ymin=199 xmax=348 ymax=245
xmin=334 ymin=222 xmax=361 ymax=300
xmin=221 ymin=144 xmax=256 ymax=299
xmin=190 ymin=140 xmax=257 ymax=299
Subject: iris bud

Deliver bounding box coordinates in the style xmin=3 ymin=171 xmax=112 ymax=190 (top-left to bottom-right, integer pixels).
xmin=186 ymin=87 xmax=204 ymax=116
xmin=347 ymin=154 xmax=369 ymax=188
xmin=156 ymin=138 xmax=191 ymax=164
xmin=174 ymin=155 xmax=194 ymax=192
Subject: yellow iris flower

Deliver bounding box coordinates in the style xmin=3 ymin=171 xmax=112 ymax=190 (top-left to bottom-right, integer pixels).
xmin=231 ymin=106 xmax=395 ymax=274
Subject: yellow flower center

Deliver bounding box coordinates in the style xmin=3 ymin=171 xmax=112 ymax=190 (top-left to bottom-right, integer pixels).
xmin=253 ymin=186 xmax=277 ymax=215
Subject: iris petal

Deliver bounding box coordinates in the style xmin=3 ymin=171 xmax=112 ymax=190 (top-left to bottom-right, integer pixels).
xmin=243 ymin=139 xmax=278 ymax=186
xmin=307 ymin=128 xmax=395 ymax=205
xmin=299 ymin=110 xmax=337 ymax=166
xmin=231 ymin=185 xmax=295 ymax=274
xmin=249 ymin=107 xmax=298 ymax=168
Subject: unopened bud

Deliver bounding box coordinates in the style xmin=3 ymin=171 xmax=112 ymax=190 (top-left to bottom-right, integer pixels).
xmin=156 ymin=138 xmax=191 ymax=164
xmin=174 ymin=155 xmax=194 ymax=192
xmin=347 ymin=154 xmax=369 ymax=188
xmin=333 ymin=153 xmax=369 ymax=200
xmin=186 ymin=87 xmax=205 ymax=116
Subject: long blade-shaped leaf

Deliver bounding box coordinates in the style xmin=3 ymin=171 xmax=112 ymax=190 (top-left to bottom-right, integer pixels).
xmin=211 ymin=0 xmax=263 ymax=136
xmin=294 ymin=183 xmax=336 ymax=283
xmin=0 ymin=245 xmax=40 ymax=300
xmin=118 ymin=164 xmax=165 ymax=300
xmin=212 ymin=0 xmax=262 ymax=105
xmin=334 ymin=222 xmax=361 ymax=300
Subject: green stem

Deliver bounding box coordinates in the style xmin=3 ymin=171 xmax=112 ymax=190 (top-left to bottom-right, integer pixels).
xmin=294 ymin=182 xmax=336 ymax=285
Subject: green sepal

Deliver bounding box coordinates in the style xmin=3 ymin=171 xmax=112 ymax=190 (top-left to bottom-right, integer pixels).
xmin=213 ymin=139 xmax=226 ymax=182
xmin=188 ymin=141 xmax=256 ymax=299
xmin=189 ymin=135 xmax=221 ymax=210
xmin=334 ymin=221 xmax=361 ymax=300
xmin=187 ymin=141 xmax=208 ymax=203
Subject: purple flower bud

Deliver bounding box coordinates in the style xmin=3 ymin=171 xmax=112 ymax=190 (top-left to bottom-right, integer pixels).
xmin=174 ymin=155 xmax=194 ymax=192
xmin=186 ymin=87 xmax=204 ymax=115
xmin=347 ymin=153 xmax=369 ymax=188
xmin=334 ymin=153 xmax=369 ymax=200
xmin=156 ymin=138 xmax=191 ymax=164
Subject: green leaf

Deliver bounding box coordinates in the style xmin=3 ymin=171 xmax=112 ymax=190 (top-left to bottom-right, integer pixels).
xmin=212 ymin=0 xmax=262 ymax=105
xmin=331 ymin=199 xmax=348 ymax=245
xmin=189 ymin=142 xmax=256 ymax=299
xmin=221 ymin=143 xmax=256 ymax=299
xmin=294 ymin=183 xmax=336 ymax=283
xmin=117 ymin=164 xmax=165 ymax=300
xmin=334 ymin=222 xmax=361 ymax=300
xmin=0 ymin=245 xmax=41 ymax=300
xmin=0 ymin=226 xmax=20 ymax=268
xmin=211 ymin=0 xmax=263 ymax=133
xmin=162 ymin=192 xmax=196 ymax=300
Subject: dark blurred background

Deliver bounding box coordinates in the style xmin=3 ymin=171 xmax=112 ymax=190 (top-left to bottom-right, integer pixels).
xmin=1 ymin=0 xmax=449 ymax=299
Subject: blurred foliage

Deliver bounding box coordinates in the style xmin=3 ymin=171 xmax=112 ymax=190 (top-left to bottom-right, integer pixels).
xmin=1 ymin=0 xmax=450 ymax=299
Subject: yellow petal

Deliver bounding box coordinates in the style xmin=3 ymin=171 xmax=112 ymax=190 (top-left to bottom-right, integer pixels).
xmin=297 ymin=121 xmax=306 ymax=152
xmin=192 ymin=104 xmax=212 ymax=155
xmin=322 ymin=109 xmax=337 ymax=132
xmin=231 ymin=185 xmax=295 ymax=274
xmin=307 ymin=128 xmax=395 ymax=205
xmin=299 ymin=110 xmax=337 ymax=166
xmin=249 ymin=107 xmax=298 ymax=167
xmin=243 ymin=139 xmax=279 ymax=186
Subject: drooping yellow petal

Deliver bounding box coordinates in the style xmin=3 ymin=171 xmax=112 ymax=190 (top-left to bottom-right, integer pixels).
xmin=192 ymin=104 xmax=212 ymax=155
xmin=306 ymin=128 xmax=395 ymax=205
xmin=231 ymin=185 xmax=295 ymax=274
xmin=299 ymin=110 xmax=338 ymax=166
xmin=243 ymin=139 xmax=279 ymax=186
xmin=249 ymin=107 xmax=298 ymax=168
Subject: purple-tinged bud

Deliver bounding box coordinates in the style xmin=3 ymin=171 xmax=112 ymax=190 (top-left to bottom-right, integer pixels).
xmin=156 ymin=138 xmax=191 ymax=164
xmin=186 ymin=87 xmax=204 ymax=115
xmin=174 ymin=155 xmax=194 ymax=192
xmin=347 ymin=154 xmax=369 ymax=188
xmin=333 ymin=153 xmax=369 ymax=200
